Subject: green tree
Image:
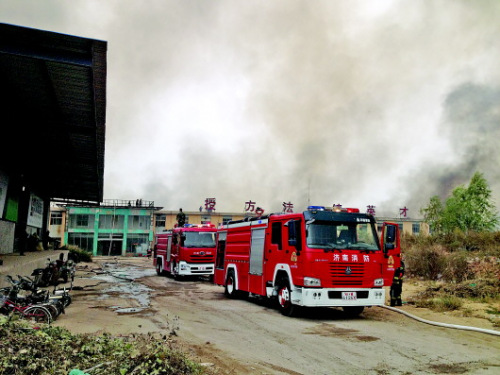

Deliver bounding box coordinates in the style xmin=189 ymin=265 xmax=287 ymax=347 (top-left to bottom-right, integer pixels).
xmin=420 ymin=195 xmax=444 ymax=233
xmin=421 ymin=172 xmax=498 ymax=234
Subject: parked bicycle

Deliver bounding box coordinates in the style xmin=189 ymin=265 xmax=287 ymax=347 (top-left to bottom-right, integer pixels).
xmin=3 ymin=275 xmax=65 ymax=321
xmin=0 ymin=292 xmax=52 ymax=324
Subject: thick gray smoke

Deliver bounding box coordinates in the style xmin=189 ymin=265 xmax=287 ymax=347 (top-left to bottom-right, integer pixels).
xmin=2 ymin=1 xmax=500 ymax=217
xmin=395 ymin=83 xmax=500 ymax=217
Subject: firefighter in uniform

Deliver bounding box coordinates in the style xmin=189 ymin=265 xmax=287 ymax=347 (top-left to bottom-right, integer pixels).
xmin=176 ymin=208 xmax=186 ymax=228
xmin=390 ymin=258 xmax=405 ymax=307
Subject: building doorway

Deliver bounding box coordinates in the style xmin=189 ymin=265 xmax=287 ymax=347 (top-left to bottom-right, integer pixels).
xmin=97 ymin=234 xmax=123 ymax=256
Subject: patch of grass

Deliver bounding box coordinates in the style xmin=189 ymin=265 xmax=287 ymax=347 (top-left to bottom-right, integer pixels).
xmin=485 ymin=307 xmax=500 ymax=315
xmin=460 ymin=307 xmax=473 ymax=317
xmin=489 ymin=319 xmax=500 ymax=328
xmin=410 ymin=296 xmax=463 ymax=312
xmin=435 ymin=296 xmax=463 ymax=311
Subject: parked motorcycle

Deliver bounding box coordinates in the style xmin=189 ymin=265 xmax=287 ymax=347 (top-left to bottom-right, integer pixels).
xmin=31 ymin=258 xmax=61 ymax=287
xmin=31 ymin=253 xmax=74 ymax=287
xmin=59 ymin=259 xmax=76 ymax=283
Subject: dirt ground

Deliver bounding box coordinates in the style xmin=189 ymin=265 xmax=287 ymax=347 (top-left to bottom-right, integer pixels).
xmin=52 ymin=257 xmax=500 ymax=375
xmin=399 ymin=279 xmax=500 ymax=330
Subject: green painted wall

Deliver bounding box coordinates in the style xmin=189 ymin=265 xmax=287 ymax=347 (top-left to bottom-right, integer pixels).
xmin=4 ymin=197 xmax=19 ymax=222
xmin=66 ymin=206 xmax=153 ymax=256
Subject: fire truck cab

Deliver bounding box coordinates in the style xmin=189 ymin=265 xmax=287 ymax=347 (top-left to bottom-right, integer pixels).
xmin=154 ymin=224 xmax=217 ymax=279
xmin=214 ymin=206 xmax=401 ymax=316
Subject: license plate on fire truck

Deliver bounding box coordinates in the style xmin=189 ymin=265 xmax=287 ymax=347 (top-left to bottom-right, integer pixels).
xmin=342 ymin=292 xmax=357 ymax=300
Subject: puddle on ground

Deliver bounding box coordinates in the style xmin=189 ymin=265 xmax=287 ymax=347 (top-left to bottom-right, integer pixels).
xmin=92 ymin=262 xmax=156 ymax=314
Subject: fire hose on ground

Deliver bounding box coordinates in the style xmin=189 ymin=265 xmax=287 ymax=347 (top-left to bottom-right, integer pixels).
xmin=380 ymin=305 xmax=500 ymax=337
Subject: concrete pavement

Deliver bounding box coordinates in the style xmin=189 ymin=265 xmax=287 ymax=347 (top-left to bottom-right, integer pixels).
xmin=0 ymin=250 xmax=68 ymax=288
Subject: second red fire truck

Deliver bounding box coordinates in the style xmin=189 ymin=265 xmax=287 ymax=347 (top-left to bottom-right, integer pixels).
xmin=214 ymin=205 xmax=401 ymax=316
xmin=154 ymin=224 xmax=217 ymax=279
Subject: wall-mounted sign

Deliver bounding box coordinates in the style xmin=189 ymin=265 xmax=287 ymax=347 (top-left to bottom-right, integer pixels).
xmin=0 ymin=170 xmax=8 ymax=219
xmin=27 ymin=193 xmax=44 ymax=228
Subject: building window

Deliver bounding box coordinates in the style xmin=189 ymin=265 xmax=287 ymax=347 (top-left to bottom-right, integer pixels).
xmin=412 ymin=223 xmax=420 ymax=234
xmin=222 ymin=216 xmax=232 ymax=225
xmin=201 ymin=215 xmax=211 ymax=225
xmin=98 ymin=214 xmax=124 ymax=229
xmin=50 ymin=212 xmax=63 ymax=225
xmin=77 ymin=215 xmax=88 ymax=227
xmin=69 ymin=214 xmax=94 ymax=229
xmin=129 ymin=215 xmax=150 ymax=230
xmin=126 ymin=234 xmax=150 ymax=255
xmin=68 ymin=233 xmax=94 ymax=252
xmin=155 ymin=214 xmax=166 ymax=228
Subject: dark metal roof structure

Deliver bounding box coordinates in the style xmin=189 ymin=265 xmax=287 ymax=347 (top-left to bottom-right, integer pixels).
xmin=0 ymin=23 xmax=106 ymax=203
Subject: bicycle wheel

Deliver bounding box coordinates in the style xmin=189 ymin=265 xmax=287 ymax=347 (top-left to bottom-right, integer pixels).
xmin=23 ymin=305 xmax=52 ymax=324
xmin=41 ymin=302 xmax=61 ymax=321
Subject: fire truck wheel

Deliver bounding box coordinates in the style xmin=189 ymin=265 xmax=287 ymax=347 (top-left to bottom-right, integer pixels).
xmin=277 ymin=281 xmax=296 ymax=317
xmin=172 ymin=262 xmax=181 ymax=280
xmin=224 ymin=271 xmax=238 ymax=299
xmin=342 ymin=306 xmax=364 ymax=316
xmin=156 ymin=260 xmax=166 ymax=276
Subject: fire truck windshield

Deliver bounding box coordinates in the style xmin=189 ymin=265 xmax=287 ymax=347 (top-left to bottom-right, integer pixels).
xmin=306 ymin=221 xmax=379 ymax=251
xmin=183 ymin=232 xmax=217 ymax=248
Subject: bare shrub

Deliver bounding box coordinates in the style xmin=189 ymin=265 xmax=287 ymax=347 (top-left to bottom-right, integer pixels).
xmin=404 ymin=244 xmax=448 ymax=280
xmin=402 ymin=232 xmax=500 ymax=281
xmin=441 ymin=251 xmax=474 ymax=282
xmin=468 ymin=256 xmax=500 ymax=279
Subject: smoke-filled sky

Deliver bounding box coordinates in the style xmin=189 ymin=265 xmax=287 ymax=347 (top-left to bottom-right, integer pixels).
xmin=3 ymin=0 xmax=500 ymax=217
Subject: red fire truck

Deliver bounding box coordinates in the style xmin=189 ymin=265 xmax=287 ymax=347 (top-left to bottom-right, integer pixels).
xmin=154 ymin=224 xmax=217 ymax=279
xmin=214 ymin=206 xmax=401 ymax=316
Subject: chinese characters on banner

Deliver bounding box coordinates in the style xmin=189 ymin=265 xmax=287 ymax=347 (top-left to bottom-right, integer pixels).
xmin=245 ymin=200 xmax=255 ymax=212
xmin=204 ymin=198 xmax=216 ymax=212
xmin=399 ymin=206 xmax=408 ymax=218
xmin=366 ymin=205 xmax=376 ymax=215
xmin=245 ymin=200 xmax=264 ymax=216
xmin=282 ymin=201 xmax=294 ymax=213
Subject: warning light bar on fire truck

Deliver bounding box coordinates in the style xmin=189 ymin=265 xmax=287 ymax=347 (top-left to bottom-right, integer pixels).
xmin=183 ymin=223 xmax=216 ymax=228
xmin=308 ymin=205 xmax=360 ymax=213
xmin=345 ymin=208 xmax=360 ymax=213
xmin=307 ymin=206 xmax=325 ymax=211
